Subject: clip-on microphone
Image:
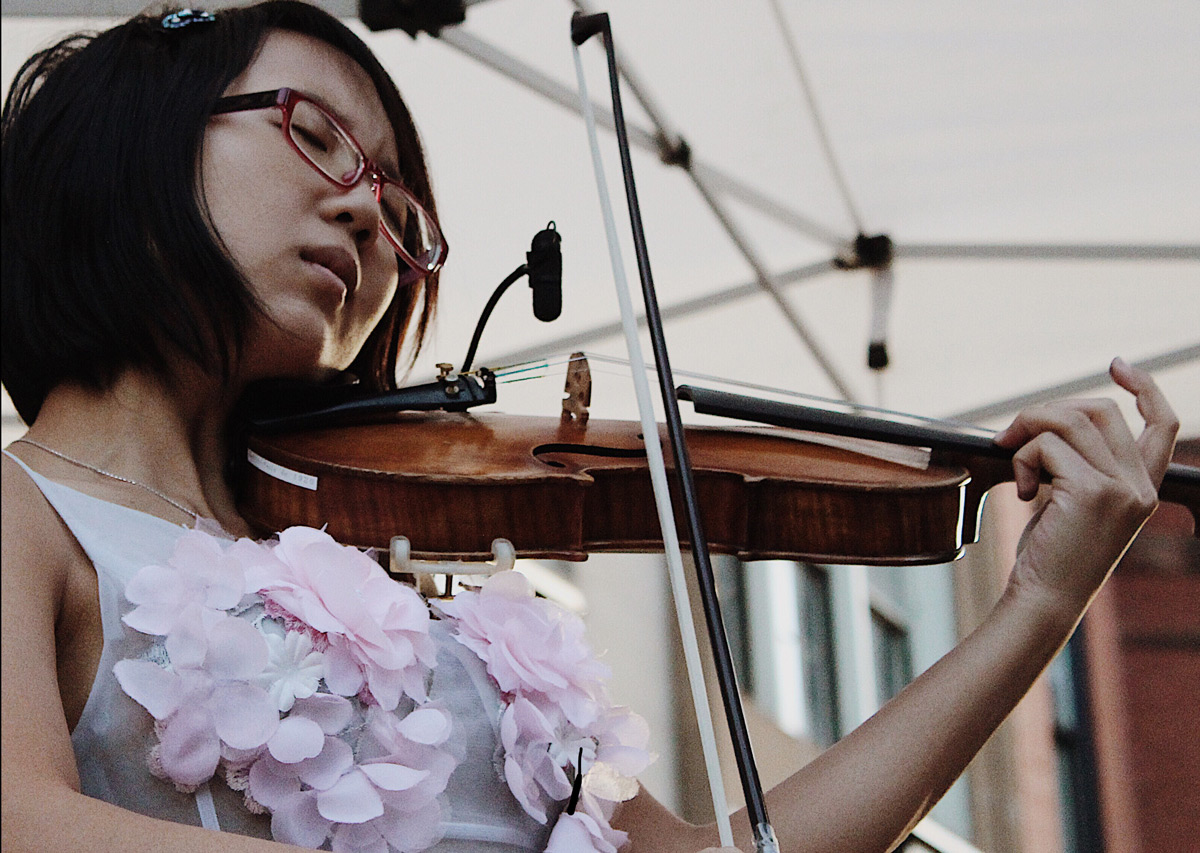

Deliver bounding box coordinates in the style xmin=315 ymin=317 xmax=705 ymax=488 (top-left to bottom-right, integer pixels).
xmin=461 ymin=222 xmax=562 ymax=371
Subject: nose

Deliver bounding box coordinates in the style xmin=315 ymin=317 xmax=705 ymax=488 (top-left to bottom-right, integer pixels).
xmin=331 ymin=175 xmax=384 ymax=249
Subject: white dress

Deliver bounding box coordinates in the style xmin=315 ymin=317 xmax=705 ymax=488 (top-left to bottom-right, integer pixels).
xmin=5 ymin=452 xmax=554 ymax=852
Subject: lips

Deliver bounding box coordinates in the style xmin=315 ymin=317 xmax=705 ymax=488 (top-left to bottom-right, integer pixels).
xmin=301 ymin=246 xmax=358 ymax=297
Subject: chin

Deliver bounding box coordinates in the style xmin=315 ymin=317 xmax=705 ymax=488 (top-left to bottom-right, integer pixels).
xmin=304 ymin=351 xmax=367 ymax=385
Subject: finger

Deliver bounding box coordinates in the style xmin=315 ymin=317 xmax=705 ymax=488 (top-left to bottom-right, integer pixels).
xmin=997 ymin=396 xmax=1132 ymax=451
xmin=996 ymin=404 xmax=1125 ymax=484
xmin=1010 ymin=428 xmax=1157 ymax=522
xmin=1040 ymin=396 xmax=1140 ymax=464
xmin=1010 ymin=431 xmax=1085 ymax=501
xmin=1109 ymin=357 xmax=1179 ymax=484
xmin=1066 ymin=396 xmax=1137 ymax=447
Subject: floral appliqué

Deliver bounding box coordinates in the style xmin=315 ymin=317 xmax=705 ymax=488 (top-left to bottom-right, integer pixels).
xmin=115 ymin=527 xmax=651 ymax=853
xmin=437 ymin=571 xmax=652 ymax=852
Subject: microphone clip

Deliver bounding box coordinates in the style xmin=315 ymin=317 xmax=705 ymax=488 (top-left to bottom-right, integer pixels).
xmin=461 ymin=222 xmax=564 ymax=371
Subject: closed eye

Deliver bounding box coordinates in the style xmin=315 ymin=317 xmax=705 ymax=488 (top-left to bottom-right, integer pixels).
xmin=292 ymin=122 xmax=332 ymax=154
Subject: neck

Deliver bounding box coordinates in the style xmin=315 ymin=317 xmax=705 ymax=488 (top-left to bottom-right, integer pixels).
xmin=21 ymin=368 xmax=253 ymax=535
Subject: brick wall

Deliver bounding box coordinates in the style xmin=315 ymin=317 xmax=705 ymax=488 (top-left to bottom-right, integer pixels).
xmin=1094 ymin=437 xmax=1199 ymax=853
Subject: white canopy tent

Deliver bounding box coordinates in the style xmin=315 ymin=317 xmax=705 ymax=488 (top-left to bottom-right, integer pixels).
xmin=3 ymin=0 xmax=1197 ymax=438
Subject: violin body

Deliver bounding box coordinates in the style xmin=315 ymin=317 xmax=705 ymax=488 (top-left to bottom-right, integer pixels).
xmin=239 ymin=412 xmax=997 ymax=566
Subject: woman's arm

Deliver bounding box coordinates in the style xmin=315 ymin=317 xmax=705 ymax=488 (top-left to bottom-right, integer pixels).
xmin=0 ymin=456 xmax=310 ymax=853
xmin=615 ymin=359 xmax=1178 ymax=853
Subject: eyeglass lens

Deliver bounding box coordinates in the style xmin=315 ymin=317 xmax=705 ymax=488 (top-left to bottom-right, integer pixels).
xmin=288 ymin=99 xmax=439 ymax=271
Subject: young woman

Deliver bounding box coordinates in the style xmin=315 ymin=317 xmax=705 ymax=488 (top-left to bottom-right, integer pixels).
xmin=1 ymin=3 xmax=1178 ymax=853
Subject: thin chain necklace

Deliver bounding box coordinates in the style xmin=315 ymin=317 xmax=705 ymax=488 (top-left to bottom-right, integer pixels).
xmin=14 ymin=437 xmax=199 ymax=520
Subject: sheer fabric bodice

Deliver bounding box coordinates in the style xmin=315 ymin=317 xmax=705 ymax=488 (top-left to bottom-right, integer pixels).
xmin=5 ymin=451 xmax=552 ymax=852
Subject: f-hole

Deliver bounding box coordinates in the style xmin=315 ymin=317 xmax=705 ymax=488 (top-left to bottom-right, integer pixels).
xmin=532 ymin=443 xmax=648 ymax=469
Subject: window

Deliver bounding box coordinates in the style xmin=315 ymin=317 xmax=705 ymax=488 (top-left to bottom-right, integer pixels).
xmin=713 ymin=551 xmax=753 ymax=694
xmin=562 ymin=551 xmax=976 ymax=844
xmin=797 ymin=563 xmax=840 ymax=746
xmin=744 ymin=561 xmax=840 ymax=746
xmin=1048 ymin=628 xmax=1104 ymax=853
xmin=867 ymin=564 xmax=914 ymax=707
xmin=871 ymin=607 xmax=913 ymax=707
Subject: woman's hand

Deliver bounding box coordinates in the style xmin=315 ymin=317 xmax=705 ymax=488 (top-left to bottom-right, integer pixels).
xmin=993 ymin=357 xmax=1178 ymax=624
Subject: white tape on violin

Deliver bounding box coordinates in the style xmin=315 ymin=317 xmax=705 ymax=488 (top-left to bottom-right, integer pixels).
xmin=246 ymin=448 xmax=318 ymax=491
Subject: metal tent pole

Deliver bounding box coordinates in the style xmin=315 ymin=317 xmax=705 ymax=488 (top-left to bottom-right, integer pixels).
xmin=436 ymin=24 xmax=858 ymax=400
xmin=485 ymin=257 xmax=838 ymax=368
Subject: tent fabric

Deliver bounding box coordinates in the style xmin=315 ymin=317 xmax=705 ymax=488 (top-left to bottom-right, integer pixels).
xmin=2 ymin=1 xmax=1197 ymax=437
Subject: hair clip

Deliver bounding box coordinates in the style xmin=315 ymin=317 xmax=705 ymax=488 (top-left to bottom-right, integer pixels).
xmin=161 ymin=9 xmax=217 ymax=29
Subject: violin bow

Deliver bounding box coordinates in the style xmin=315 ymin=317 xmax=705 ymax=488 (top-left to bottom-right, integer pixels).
xmin=571 ymin=13 xmax=778 ymax=852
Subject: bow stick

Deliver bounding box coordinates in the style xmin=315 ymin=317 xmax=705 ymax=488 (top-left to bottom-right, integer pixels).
xmin=571 ymin=13 xmax=778 ymax=852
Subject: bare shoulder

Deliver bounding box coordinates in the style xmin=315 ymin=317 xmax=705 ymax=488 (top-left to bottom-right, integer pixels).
xmin=2 ymin=449 xmax=81 ymax=673
xmin=2 ymin=450 xmax=74 ymax=598
xmin=2 ymin=451 xmax=91 ymax=817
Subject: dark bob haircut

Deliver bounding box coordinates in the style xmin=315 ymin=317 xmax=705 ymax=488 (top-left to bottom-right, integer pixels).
xmin=1 ymin=1 xmax=438 ymax=425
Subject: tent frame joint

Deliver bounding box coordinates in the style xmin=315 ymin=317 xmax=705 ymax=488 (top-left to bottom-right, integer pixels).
xmin=836 ymin=232 xmax=894 ymax=271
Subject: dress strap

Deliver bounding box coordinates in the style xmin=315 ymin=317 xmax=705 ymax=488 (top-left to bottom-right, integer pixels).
xmin=3 ymin=447 xmax=37 ymax=477
xmin=195 ymin=784 xmax=221 ymax=832
xmin=2 ymin=446 xmax=187 ymax=634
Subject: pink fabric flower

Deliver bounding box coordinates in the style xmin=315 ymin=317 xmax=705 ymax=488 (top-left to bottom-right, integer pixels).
xmin=117 ymin=524 xmax=649 ymax=852
xmin=441 ymin=571 xmax=653 ymax=848
xmin=499 ymin=697 xmax=575 ymax=823
xmin=116 ymin=532 xmax=280 ymax=791
xmin=248 ymin=527 xmax=436 ymax=711
xmin=588 ymin=706 xmax=653 ymax=789
xmin=497 ymin=696 xmax=650 ymax=829
xmin=437 ymin=572 xmax=611 ymax=726
xmin=122 ymin=530 xmax=258 ymax=635
xmin=114 ymin=621 xmax=278 ymax=791
xmin=564 ymin=707 xmax=648 ymax=851
xmin=351 ymin=704 xmax=457 ymax=851
xmin=542 ymin=812 xmax=621 ymax=853
xmin=247 ymin=700 xmax=456 ymax=853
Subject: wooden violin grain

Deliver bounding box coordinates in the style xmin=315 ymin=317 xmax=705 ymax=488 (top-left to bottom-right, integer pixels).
xmin=240 ymin=413 xmax=984 ymax=565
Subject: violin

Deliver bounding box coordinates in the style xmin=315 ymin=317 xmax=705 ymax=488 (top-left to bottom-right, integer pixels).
xmin=236 ymin=372 xmax=1200 ymax=567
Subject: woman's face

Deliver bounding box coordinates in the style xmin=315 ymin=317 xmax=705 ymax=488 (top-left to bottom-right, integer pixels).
xmin=200 ymin=30 xmax=403 ymax=382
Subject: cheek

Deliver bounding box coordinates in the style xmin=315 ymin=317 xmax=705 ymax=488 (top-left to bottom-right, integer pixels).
xmin=198 ymin=135 xmax=291 ymax=273
xmin=363 ymin=251 xmax=401 ymax=322
xmin=200 ymin=166 xmax=255 ymax=264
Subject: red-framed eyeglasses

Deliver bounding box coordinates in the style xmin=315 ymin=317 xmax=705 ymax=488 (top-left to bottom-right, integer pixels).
xmin=211 ymin=87 xmax=447 ymax=280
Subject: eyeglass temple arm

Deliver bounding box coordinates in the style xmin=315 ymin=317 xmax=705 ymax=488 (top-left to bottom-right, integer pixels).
xmin=211 ymin=89 xmax=288 ymax=115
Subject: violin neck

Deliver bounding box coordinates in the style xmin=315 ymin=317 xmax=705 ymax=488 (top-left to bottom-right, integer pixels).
xmin=678 ymin=385 xmax=1006 ymax=457
xmin=678 ymin=384 xmax=1200 ymax=533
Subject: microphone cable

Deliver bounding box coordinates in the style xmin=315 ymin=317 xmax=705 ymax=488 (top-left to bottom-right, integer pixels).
xmin=461 ymin=222 xmax=561 ymax=372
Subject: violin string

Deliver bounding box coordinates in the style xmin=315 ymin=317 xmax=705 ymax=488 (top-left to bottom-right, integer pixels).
xmin=490 ymin=352 xmax=995 ymax=438
xmin=491 ymin=359 xmax=555 ymax=379
xmin=504 ymin=358 xmax=935 ymax=469
xmin=497 ymin=374 xmax=545 ymax=385
xmin=494 ymin=351 xmax=863 ymax=404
